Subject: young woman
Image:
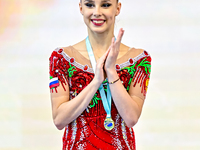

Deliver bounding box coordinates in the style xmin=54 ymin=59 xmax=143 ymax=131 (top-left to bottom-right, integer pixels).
xmin=49 ymin=0 xmax=151 ymax=149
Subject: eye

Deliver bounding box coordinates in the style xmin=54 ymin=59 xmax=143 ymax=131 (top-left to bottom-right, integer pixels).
xmin=85 ymin=3 xmax=95 ymax=8
xmin=102 ymin=3 xmax=112 ymax=8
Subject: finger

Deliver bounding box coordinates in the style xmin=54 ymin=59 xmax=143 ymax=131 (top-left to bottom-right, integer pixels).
xmin=104 ymin=46 xmax=112 ymax=57
xmin=112 ymin=37 xmax=115 ymax=45
xmin=108 ymin=37 xmax=115 ymax=50
xmin=117 ymin=28 xmax=124 ymax=43
xmin=98 ymin=47 xmax=111 ymax=63
xmin=116 ymin=28 xmax=124 ymax=44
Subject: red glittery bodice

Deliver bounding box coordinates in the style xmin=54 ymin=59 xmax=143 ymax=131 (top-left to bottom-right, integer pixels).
xmin=49 ymin=47 xmax=151 ymax=150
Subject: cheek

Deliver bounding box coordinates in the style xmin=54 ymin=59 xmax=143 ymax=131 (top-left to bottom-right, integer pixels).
xmin=106 ymin=10 xmax=116 ymax=20
xmin=107 ymin=14 xmax=115 ymax=22
xmin=83 ymin=15 xmax=91 ymax=24
xmin=83 ymin=10 xmax=92 ymax=20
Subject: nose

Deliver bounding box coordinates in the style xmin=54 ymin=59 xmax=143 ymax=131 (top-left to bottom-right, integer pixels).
xmin=93 ymin=6 xmax=101 ymax=17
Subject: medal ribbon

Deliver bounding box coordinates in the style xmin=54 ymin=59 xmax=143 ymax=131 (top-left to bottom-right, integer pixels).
xmin=86 ymin=36 xmax=112 ymax=118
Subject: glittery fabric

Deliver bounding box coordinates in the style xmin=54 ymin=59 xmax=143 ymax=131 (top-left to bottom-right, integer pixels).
xmin=49 ymin=48 xmax=151 ymax=150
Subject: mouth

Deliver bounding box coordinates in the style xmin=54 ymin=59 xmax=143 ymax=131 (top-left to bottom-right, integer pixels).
xmin=91 ymin=19 xmax=106 ymax=26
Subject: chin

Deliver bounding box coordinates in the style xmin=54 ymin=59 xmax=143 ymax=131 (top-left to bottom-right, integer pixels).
xmin=92 ymin=29 xmax=107 ymax=34
xmin=89 ymin=26 xmax=111 ymax=34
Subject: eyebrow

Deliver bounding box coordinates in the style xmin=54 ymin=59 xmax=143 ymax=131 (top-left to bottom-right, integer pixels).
xmin=84 ymin=0 xmax=93 ymax=2
xmin=84 ymin=0 xmax=111 ymax=2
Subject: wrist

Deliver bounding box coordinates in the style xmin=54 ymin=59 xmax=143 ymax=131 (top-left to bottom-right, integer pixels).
xmin=105 ymin=67 xmax=116 ymax=75
xmin=93 ymin=76 xmax=103 ymax=87
xmin=106 ymin=69 xmax=118 ymax=81
xmin=107 ymin=78 xmax=120 ymax=84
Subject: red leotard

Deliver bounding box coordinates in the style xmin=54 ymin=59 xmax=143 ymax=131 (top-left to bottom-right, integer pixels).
xmin=49 ymin=46 xmax=151 ymax=150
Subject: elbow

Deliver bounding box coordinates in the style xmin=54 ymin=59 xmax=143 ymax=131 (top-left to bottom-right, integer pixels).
xmin=53 ymin=118 xmax=65 ymax=130
xmin=125 ymin=118 xmax=138 ymax=128
xmin=124 ymin=109 xmax=141 ymax=128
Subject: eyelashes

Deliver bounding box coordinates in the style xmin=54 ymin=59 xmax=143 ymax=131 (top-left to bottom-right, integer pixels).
xmin=85 ymin=3 xmax=112 ymax=8
xmin=85 ymin=3 xmax=94 ymax=7
xmin=102 ymin=3 xmax=111 ymax=7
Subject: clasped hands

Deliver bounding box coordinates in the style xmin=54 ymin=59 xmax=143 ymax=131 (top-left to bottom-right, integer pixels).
xmin=94 ymin=28 xmax=125 ymax=84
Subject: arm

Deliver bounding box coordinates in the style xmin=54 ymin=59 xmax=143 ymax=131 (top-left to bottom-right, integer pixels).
xmin=104 ymin=28 xmax=150 ymax=128
xmin=50 ymin=48 xmax=110 ymax=130
xmin=106 ymin=70 xmax=146 ymax=128
xmin=51 ymin=78 xmax=101 ymax=130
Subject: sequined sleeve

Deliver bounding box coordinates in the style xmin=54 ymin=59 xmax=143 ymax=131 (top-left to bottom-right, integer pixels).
xmin=49 ymin=48 xmax=70 ymax=93
xmin=119 ymin=50 xmax=151 ymax=96
xmin=131 ymin=51 xmax=151 ymax=96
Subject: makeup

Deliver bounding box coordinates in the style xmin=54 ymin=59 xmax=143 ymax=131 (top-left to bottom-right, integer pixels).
xmin=91 ymin=19 xmax=105 ymax=26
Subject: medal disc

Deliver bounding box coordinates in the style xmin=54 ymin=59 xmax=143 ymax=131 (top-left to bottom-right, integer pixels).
xmin=104 ymin=117 xmax=115 ymax=130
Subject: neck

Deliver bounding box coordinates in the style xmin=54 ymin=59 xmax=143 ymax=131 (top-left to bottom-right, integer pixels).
xmin=87 ymin=29 xmax=114 ymax=55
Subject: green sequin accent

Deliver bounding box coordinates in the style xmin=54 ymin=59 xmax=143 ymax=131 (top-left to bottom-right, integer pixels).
xmin=123 ymin=62 xmax=137 ymax=75
xmin=68 ymin=63 xmax=77 ymax=77
xmin=89 ymin=93 xmax=101 ymax=108
xmin=137 ymin=58 xmax=151 ymax=77
xmin=122 ymin=59 xmax=151 ymax=91
xmin=87 ymin=81 xmax=108 ymax=110
xmin=102 ymin=79 xmax=108 ymax=84
xmin=123 ymin=62 xmax=137 ymax=91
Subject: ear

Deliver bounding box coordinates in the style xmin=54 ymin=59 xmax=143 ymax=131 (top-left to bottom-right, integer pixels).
xmin=116 ymin=2 xmax=121 ymax=16
xmin=79 ymin=2 xmax=83 ymax=15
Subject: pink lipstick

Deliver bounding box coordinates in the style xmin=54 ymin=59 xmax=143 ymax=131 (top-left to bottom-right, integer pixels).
xmin=91 ymin=19 xmax=105 ymax=26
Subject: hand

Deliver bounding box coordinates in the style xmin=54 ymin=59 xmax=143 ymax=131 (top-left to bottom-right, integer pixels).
xmin=93 ymin=48 xmax=111 ymax=85
xmin=104 ymin=28 xmax=125 ymax=72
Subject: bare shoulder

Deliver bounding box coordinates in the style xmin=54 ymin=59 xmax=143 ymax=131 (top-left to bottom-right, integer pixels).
xmin=71 ymin=40 xmax=89 ymax=58
xmin=130 ymin=47 xmax=144 ymax=56
xmin=59 ymin=39 xmax=87 ymax=57
xmin=120 ymin=43 xmax=130 ymax=51
xmin=120 ymin=43 xmax=144 ymax=58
